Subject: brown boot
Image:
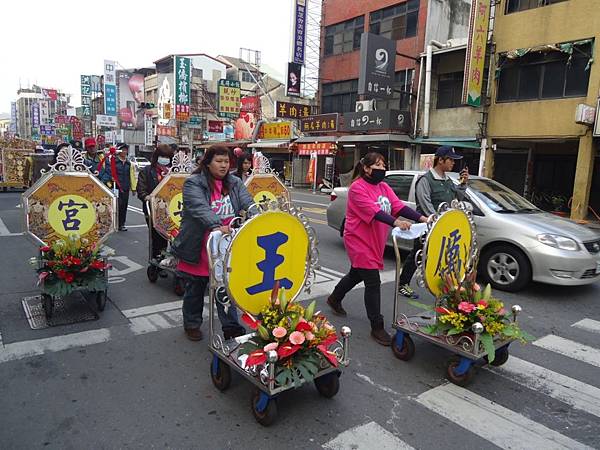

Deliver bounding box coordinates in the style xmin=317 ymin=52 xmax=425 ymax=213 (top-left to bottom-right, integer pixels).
xmin=370 ymin=327 xmax=392 ymax=346
xmin=326 ymin=295 xmax=347 ymax=316
xmin=184 ymin=328 xmax=203 ymax=341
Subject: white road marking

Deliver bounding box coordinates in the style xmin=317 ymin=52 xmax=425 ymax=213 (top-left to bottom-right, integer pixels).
xmin=572 ymin=318 xmax=600 ymax=334
xmin=291 ymin=198 xmax=330 ymax=207
xmin=107 ymin=256 xmax=144 ymax=276
xmin=534 ymin=335 xmax=600 ymax=368
xmin=122 ymin=300 xmax=183 ymax=318
xmin=146 ymin=314 xmax=172 ymax=329
xmin=0 ymin=217 xmax=21 ymax=236
xmin=489 ymin=356 xmax=600 ymax=418
xmin=322 ymin=421 xmax=414 ymax=450
xmin=129 ymin=317 xmax=158 ymax=335
xmin=416 ymin=384 xmax=592 ymax=450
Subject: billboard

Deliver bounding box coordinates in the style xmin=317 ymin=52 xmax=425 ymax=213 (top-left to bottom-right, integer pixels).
xmin=358 ymin=33 xmax=396 ymax=100
xmin=292 ymin=0 xmax=307 ymax=65
xmin=31 ymin=102 xmax=40 ymax=129
xmin=286 ymin=62 xmax=302 ymax=98
xmin=462 ymin=0 xmax=491 ymax=107
xmin=10 ymin=102 xmax=17 ymax=133
xmin=103 ymin=60 xmax=117 ymax=116
xmin=81 ymin=74 xmax=92 ymax=118
xmin=157 ymin=73 xmax=174 ymax=126
xmin=217 ymin=79 xmax=241 ymax=119
xmin=175 ymin=56 xmax=191 ymax=122
xmin=117 ymin=71 xmax=145 ymax=130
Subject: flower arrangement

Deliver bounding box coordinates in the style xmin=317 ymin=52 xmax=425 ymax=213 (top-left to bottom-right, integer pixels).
xmin=32 ymin=234 xmax=110 ymax=297
xmin=410 ymin=271 xmax=533 ymax=362
xmin=239 ymin=283 xmax=340 ymax=387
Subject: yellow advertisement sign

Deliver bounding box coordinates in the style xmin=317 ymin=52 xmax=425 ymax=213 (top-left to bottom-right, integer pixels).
xmin=226 ymin=211 xmax=309 ymax=315
xmin=217 ymin=79 xmax=241 ymax=119
xmin=258 ymin=122 xmax=292 ymax=140
xmin=423 ymin=209 xmax=473 ymax=297
xmin=462 ymin=0 xmax=491 ymax=107
xmin=245 ymin=173 xmax=290 ymax=206
xmin=24 ymin=173 xmax=116 ymax=245
xmin=149 ymin=174 xmax=187 ymax=240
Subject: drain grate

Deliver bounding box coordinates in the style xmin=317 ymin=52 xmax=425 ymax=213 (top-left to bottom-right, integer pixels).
xmin=21 ymin=293 xmax=100 ymax=330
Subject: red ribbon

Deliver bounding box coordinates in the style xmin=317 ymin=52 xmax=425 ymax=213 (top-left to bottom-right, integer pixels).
xmin=97 ymin=148 xmax=121 ymax=191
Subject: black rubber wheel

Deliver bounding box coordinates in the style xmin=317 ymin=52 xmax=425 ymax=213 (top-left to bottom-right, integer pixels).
xmin=391 ymin=333 xmax=415 ymax=361
xmin=41 ymin=293 xmax=53 ymax=319
xmin=147 ymin=265 xmax=159 ymax=283
xmin=446 ymin=356 xmax=475 ymax=387
xmin=480 ymin=245 xmax=531 ymax=292
xmin=485 ymin=347 xmax=510 ymax=367
xmin=96 ymin=291 xmax=107 ymax=312
xmin=251 ymin=389 xmax=278 ymax=426
xmin=174 ymin=277 xmax=185 ymax=297
xmin=210 ymin=357 xmax=232 ymax=392
xmin=314 ymin=371 xmax=340 ymax=398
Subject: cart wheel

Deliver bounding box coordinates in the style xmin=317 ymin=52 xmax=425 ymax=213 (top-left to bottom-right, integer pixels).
xmin=147 ymin=265 xmax=159 ymax=283
xmin=174 ymin=277 xmax=185 ymax=297
xmin=41 ymin=293 xmax=53 ymax=319
xmin=210 ymin=355 xmax=231 ymax=392
xmin=485 ymin=346 xmax=510 ymax=367
xmin=96 ymin=291 xmax=107 ymax=312
xmin=391 ymin=332 xmax=415 ymax=361
xmin=251 ymin=389 xmax=278 ymax=426
xmin=446 ymin=356 xmax=475 ymax=387
xmin=314 ymin=371 xmax=340 ymax=398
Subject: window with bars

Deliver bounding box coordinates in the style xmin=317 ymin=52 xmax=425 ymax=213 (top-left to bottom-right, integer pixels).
xmin=240 ymin=70 xmax=255 ymax=83
xmin=324 ymin=16 xmax=365 ymax=57
xmin=321 ymin=79 xmax=359 ymax=113
xmin=377 ymin=70 xmax=414 ymax=111
xmin=436 ymin=72 xmax=464 ymax=109
xmin=369 ymin=0 xmax=419 ymax=41
xmin=497 ymin=42 xmax=592 ymax=102
xmin=505 ymin=0 xmax=567 ymax=14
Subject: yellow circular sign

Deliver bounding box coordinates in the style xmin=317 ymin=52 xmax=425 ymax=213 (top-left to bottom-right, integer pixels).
xmin=424 ymin=209 xmax=473 ymax=297
xmin=168 ymin=192 xmax=184 ymax=227
xmin=253 ymin=190 xmax=277 ymax=205
xmin=226 ymin=211 xmax=309 ymax=315
xmin=48 ymin=194 xmax=96 ymax=237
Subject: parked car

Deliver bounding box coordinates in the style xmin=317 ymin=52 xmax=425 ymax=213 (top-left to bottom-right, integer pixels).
xmin=327 ymin=170 xmax=600 ymax=292
xmin=130 ymin=156 xmax=150 ymax=172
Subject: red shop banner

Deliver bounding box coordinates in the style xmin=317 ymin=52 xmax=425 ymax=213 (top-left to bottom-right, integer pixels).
xmin=208 ymin=120 xmax=224 ymax=133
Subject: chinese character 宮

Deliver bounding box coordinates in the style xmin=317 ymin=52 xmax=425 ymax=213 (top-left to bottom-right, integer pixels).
xmin=57 ymin=199 xmax=89 ymax=231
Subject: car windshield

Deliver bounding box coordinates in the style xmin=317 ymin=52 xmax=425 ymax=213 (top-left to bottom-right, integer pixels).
xmin=467 ymin=179 xmax=540 ymax=213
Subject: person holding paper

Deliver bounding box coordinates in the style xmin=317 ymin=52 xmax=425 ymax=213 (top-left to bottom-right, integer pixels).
xmin=326 ymin=152 xmax=428 ymax=346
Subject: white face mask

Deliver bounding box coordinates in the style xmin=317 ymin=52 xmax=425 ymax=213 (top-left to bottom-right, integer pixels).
xmin=157 ymin=157 xmax=170 ymax=166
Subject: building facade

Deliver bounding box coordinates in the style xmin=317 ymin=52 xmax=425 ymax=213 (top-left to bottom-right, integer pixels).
xmin=15 ymin=86 xmax=70 ymax=139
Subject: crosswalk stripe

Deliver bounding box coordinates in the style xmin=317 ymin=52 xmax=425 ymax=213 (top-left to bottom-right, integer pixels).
xmin=488 ymin=356 xmax=600 ymax=418
xmin=572 ymin=318 xmax=600 ymax=334
xmin=416 ymin=384 xmax=592 ymax=450
xmin=534 ymin=335 xmax=600 ymax=368
xmin=322 ymin=421 xmax=414 ymax=450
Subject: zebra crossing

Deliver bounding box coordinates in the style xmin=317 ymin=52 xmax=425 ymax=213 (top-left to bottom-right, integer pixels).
xmin=324 ymin=317 xmax=600 ymax=449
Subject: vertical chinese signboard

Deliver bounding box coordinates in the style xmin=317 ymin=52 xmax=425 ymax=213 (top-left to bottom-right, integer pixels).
xmin=175 ymin=56 xmax=191 ymax=122
xmin=10 ymin=102 xmax=17 ymax=134
xmin=104 ymin=60 xmax=118 ymax=116
xmin=80 ymin=75 xmax=92 ymax=118
xmin=31 ymin=103 xmax=40 ymax=130
xmin=358 ymin=33 xmax=396 ymax=100
xmin=292 ymin=0 xmax=307 ymax=65
xmin=217 ymin=79 xmax=241 ymax=119
xmin=462 ymin=0 xmax=491 ymax=107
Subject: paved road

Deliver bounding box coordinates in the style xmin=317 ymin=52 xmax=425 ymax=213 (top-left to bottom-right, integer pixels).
xmin=0 ymin=187 xmax=599 ymax=449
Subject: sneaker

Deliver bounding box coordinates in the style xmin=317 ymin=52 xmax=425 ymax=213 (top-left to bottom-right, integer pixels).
xmin=398 ymin=284 xmax=419 ymax=299
xmin=326 ymin=295 xmax=347 ymax=317
xmin=118 ymin=226 xmax=127 ymax=231
xmin=370 ymin=327 xmax=392 ymax=346
xmin=159 ymin=255 xmax=177 ymax=269
xmin=184 ymin=328 xmax=203 ymax=341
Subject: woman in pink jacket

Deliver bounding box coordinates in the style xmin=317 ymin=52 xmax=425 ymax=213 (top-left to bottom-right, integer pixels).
xmin=327 ymin=152 xmax=429 ymax=346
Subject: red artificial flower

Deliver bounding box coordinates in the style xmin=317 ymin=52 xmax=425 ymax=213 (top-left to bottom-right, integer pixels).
xmin=276 ymin=342 xmax=301 ymax=359
xmin=40 ymin=245 xmax=51 ymax=252
xmin=320 ymin=333 xmax=337 ymax=347
xmin=317 ymin=344 xmax=339 ymax=367
xmin=89 ymin=260 xmax=107 ymax=270
xmin=64 ymin=272 xmax=75 ymax=284
xmin=435 ymin=306 xmax=451 ymax=315
xmin=170 ymin=228 xmax=179 ymax=238
xmin=295 ymin=321 xmax=312 ymax=332
xmin=477 ymin=300 xmax=488 ymax=308
xmin=56 ymin=269 xmax=67 ymax=280
xmin=241 ymin=313 xmax=260 ymax=330
xmin=71 ymin=257 xmax=82 ymax=265
xmin=246 ymin=349 xmax=267 ymax=367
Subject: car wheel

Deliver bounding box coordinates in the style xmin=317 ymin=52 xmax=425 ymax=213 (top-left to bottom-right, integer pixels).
xmin=480 ymin=245 xmax=531 ymax=292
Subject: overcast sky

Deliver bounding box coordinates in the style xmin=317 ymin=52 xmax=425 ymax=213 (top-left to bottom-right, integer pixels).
xmin=0 ymin=0 xmax=293 ymax=114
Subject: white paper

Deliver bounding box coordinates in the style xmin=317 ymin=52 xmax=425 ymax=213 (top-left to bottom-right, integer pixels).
xmin=392 ymin=223 xmax=427 ymax=240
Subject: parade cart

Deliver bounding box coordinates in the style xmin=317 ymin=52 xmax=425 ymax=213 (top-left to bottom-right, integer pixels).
xmin=22 ymin=145 xmax=117 ymax=320
xmin=0 ymin=138 xmax=36 ymax=191
xmin=145 ymin=151 xmax=190 ymax=296
xmin=390 ymin=201 xmax=529 ymax=386
xmin=206 ymin=192 xmax=351 ymax=426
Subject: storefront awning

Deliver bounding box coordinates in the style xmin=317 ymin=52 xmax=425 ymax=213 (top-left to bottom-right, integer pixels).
xmin=248 ymin=140 xmax=290 ymax=149
xmin=410 ymin=137 xmax=480 ymax=149
xmin=295 ymin=135 xmax=338 ymax=144
xmin=337 ymin=134 xmax=411 ymax=143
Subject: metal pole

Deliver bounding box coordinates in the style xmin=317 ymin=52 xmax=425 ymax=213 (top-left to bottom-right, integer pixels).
xmin=312 ymin=153 xmax=317 ymax=193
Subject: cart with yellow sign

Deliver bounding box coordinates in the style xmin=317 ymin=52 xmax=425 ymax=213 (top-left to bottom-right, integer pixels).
xmin=206 ymin=199 xmax=351 ymax=426
xmin=244 ymin=152 xmax=291 ymax=207
xmin=1 ymin=138 xmax=36 ymax=191
xmin=145 ymin=151 xmax=191 ymax=296
xmin=391 ymin=200 xmax=526 ymax=386
xmin=22 ymin=145 xmax=117 ymax=319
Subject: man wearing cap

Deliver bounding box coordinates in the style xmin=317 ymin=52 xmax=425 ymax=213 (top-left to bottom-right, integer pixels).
xmin=100 ymin=143 xmax=136 ymax=231
xmin=83 ymin=137 xmax=103 ymax=172
xmin=397 ymin=146 xmax=469 ymax=299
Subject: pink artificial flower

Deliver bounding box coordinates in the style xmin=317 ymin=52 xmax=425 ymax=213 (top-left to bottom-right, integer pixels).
xmin=289 ymin=331 xmax=306 ymax=345
xmin=498 ymin=308 xmax=506 ymax=315
xmin=458 ymin=302 xmax=476 ymax=313
xmin=305 ymin=331 xmax=315 ymax=341
xmin=272 ymin=327 xmax=287 ymax=339
xmin=263 ymin=342 xmax=279 ymax=352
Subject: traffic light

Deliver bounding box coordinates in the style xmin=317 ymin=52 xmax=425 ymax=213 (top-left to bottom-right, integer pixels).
xmin=140 ymin=102 xmax=155 ymax=109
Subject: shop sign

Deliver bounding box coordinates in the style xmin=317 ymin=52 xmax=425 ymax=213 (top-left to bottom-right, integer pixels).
xmin=40 ymin=125 xmax=56 ymax=136
xmin=241 ymin=96 xmax=260 ymax=113
xmin=157 ymin=125 xmax=177 ymax=137
xmin=286 ymin=62 xmax=302 ymax=97
xmin=257 ymin=121 xmax=292 ymax=140
xmin=341 ymin=110 xmax=410 ymax=133
xmin=208 ymin=120 xmax=224 ymax=133
xmin=358 ymin=33 xmax=396 ymax=100
xmin=96 ymin=114 xmax=118 ymax=128
xmin=462 ymin=0 xmax=491 ymax=107
xmin=275 ymin=101 xmax=316 ymax=119
xmin=292 ymin=0 xmax=307 ymax=65
xmin=300 ymin=114 xmax=338 ymax=133
xmin=175 ymin=56 xmax=191 ymax=121
xmin=103 ymin=60 xmax=118 ymax=116
xmin=217 ymin=79 xmax=241 ymax=119
xmin=297 ymin=143 xmax=333 ymax=155
xmin=80 ymin=74 xmax=92 ymax=118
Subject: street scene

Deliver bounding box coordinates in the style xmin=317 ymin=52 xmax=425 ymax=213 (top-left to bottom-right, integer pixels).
xmin=1 ymin=0 xmax=600 ymax=449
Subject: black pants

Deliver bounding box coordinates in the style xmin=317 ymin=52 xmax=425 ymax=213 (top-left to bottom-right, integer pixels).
xmin=144 ymin=214 xmax=168 ymax=259
xmin=118 ymin=190 xmax=129 ymax=228
xmin=398 ymin=238 xmax=423 ymax=286
xmin=330 ymin=267 xmax=383 ymax=328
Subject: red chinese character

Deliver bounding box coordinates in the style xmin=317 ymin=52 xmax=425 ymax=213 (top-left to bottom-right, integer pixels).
xmin=474 ymin=45 xmax=484 ymax=65
xmin=478 ymin=1 xmax=487 ymax=16
xmin=471 ymin=67 xmax=481 ymax=85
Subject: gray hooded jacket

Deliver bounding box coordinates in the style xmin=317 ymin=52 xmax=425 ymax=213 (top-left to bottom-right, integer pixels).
xmin=171 ymin=171 xmax=253 ymax=264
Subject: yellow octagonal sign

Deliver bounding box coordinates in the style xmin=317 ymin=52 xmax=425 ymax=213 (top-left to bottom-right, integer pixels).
xmin=225 ymin=211 xmax=309 ymax=315
xmin=245 ymin=173 xmax=290 ymax=206
xmin=423 ymin=209 xmax=474 ymax=298
xmin=23 ymin=173 xmax=117 ymax=245
xmin=149 ymin=173 xmax=188 ymax=240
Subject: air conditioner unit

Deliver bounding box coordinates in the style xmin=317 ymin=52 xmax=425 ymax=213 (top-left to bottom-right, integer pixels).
xmin=355 ymin=99 xmax=376 ymax=112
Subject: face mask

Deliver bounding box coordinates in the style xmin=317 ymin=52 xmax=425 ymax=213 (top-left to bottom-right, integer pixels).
xmin=369 ymin=168 xmax=386 ymax=184
xmin=157 ymin=157 xmax=170 ymax=166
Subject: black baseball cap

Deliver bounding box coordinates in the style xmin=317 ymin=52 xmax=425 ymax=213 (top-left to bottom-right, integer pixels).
xmin=117 ymin=143 xmax=129 ymax=151
xmin=435 ymin=146 xmax=463 ymax=159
